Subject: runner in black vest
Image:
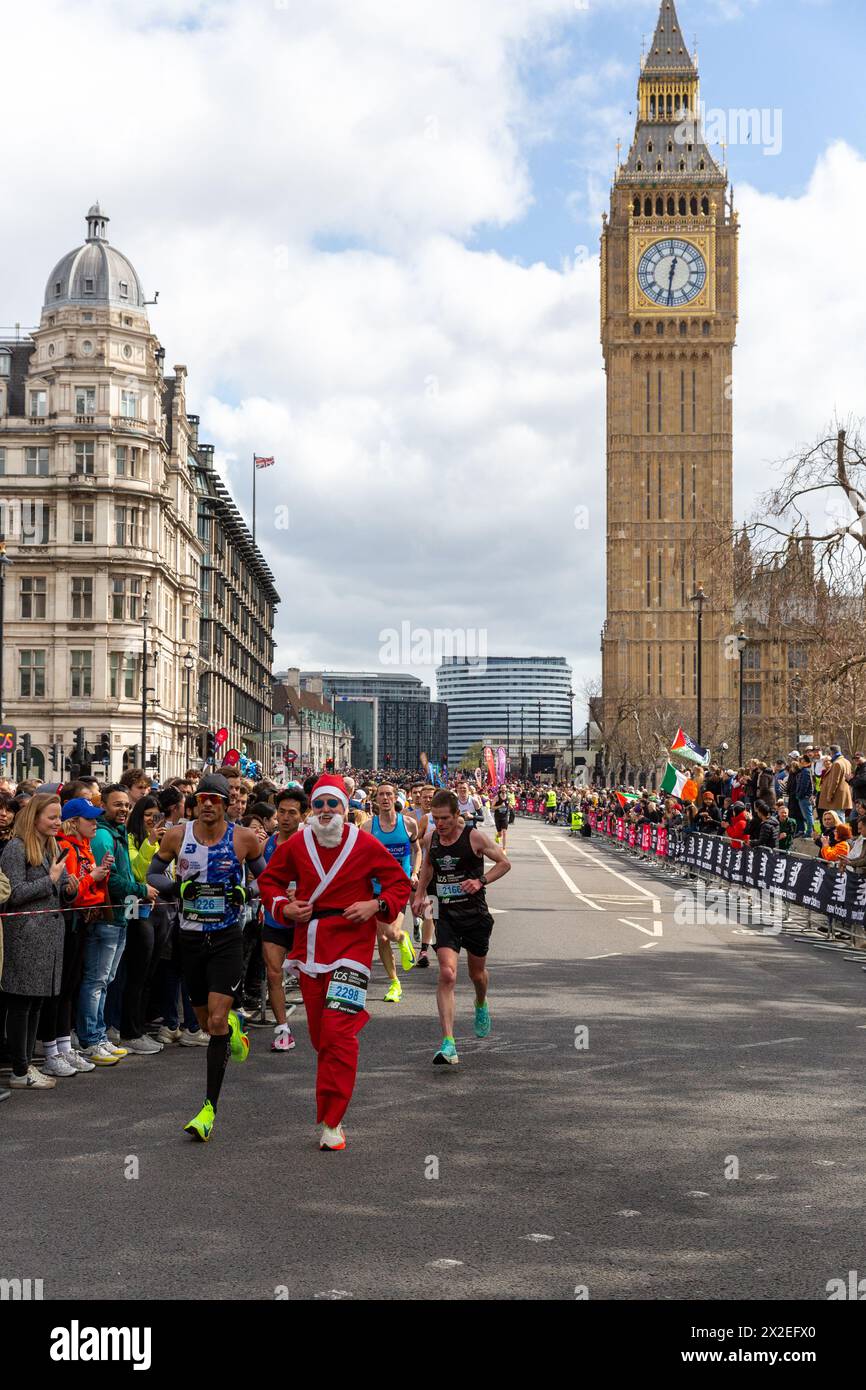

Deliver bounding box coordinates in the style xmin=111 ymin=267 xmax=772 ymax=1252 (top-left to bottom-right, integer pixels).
xmin=412 ymin=789 xmax=511 ymax=1066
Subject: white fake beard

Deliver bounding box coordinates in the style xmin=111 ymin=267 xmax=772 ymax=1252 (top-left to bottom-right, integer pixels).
xmin=309 ymin=813 xmax=345 ymax=847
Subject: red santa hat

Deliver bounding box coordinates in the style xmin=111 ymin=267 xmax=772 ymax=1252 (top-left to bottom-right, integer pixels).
xmin=310 ymin=774 xmax=349 ymax=810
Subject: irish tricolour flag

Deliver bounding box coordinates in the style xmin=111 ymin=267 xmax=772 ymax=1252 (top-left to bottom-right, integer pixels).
xmin=670 ymin=728 xmax=710 ymax=768
xmin=661 ymin=762 xmax=695 ymax=801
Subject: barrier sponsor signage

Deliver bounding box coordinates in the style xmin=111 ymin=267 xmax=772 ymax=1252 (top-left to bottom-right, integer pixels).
xmin=591 ymin=815 xmax=866 ymax=931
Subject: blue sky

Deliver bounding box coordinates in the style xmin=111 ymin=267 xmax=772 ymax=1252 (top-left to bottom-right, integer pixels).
xmin=475 ymin=0 xmax=866 ymax=267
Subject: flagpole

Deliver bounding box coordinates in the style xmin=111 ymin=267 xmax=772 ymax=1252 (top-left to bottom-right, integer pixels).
xmin=252 ymin=453 xmax=256 ymax=548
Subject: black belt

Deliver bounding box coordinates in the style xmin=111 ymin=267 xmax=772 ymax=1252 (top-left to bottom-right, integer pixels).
xmin=309 ymin=906 xmax=345 ymax=918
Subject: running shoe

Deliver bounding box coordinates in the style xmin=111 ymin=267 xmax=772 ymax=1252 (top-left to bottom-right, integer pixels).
xmin=383 ymin=978 xmax=403 ymax=1003
xmin=433 ymin=1038 xmax=459 ymax=1065
xmin=413 ymin=918 xmax=422 ymax=944
xmin=101 ymin=1039 xmax=129 ymax=1058
xmin=40 ymin=1054 xmax=78 ymax=1078
xmin=319 ymin=1124 xmax=346 ymax=1151
xmin=399 ymin=933 xmax=417 ymax=971
xmin=271 ymin=1027 xmax=296 ymax=1053
xmin=184 ymin=1100 xmax=215 ymax=1142
xmin=227 ymin=1010 xmax=250 ymax=1063
xmin=61 ymin=1049 xmax=96 ymax=1073
xmin=474 ymin=1001 xmax=491 ymax=1038
xmin=416 ymin=949 xmax=430 ymax=970
xmin=81 ymin=1042 xmax=120 ymax=1067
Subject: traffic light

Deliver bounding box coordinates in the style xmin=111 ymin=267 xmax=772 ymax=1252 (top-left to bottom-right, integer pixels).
xmin=74 ymin=727 xmax=85 ymax=761
xmin=96 ymin=732 xmax=111 ymax=764
xmin=50 ymin=742 xmax=62 ymax=773
xmin=22 ymin=734 xmax=32 ymax=766
xmin=325 ymin=757 xmax=334 ymax=773
xmin=206 ymin=731 xmax=216 ymax=762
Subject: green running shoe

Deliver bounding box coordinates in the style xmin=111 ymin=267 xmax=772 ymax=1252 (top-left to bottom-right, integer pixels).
xmin=228 ymin=1011 xmax=249 ymax=1063
xmin=399 ymin=932 xmax=417 ymax=971
xmin=184 ymin=1100 xmax=215 ymax=1142
xmin=384 ymin=977 xmax=403 ymax=1003
xmin=474 ymin=1001 xmax=491 ymax=1038
xmin=433 ymin=1037 xmax=459 ymax=1066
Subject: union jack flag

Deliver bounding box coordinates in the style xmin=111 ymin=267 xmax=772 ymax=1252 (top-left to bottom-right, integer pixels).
xmin=254 ymin=456 xmax=275 ymax=469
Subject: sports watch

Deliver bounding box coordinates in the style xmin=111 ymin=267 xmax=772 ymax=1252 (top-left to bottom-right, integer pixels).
xmin=377 ymin=898 xmax=389 ymax=917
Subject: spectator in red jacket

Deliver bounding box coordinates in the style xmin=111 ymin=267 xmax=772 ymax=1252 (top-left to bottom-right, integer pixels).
xmin=725 ymin=804 xmax=749 ymax=849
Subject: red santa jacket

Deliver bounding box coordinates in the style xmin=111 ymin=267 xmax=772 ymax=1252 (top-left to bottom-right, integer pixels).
xmin=257 ymin=822 xmax=411 ymax=978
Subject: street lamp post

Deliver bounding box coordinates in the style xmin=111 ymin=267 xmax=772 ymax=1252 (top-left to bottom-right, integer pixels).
xmin=736 ymin=630 xmax=748 ymax=767
xmin=0 ymin=538 xmax=9 ymax=725
xmin=141 ymin=594 xmax=150 ymax=772
xmin=330 ymin=686 xmax=337 ymax=767
xmin=689 ymin=585 xmax=708 ymax=746
xmin=568 ymin=688 xmax=575 ymax=784
xmin=519 ymin=706 xmax=524 ymax=778
xmin=183 ymin=648 xmax=194 ymax=772
xmin=537 ymin=699 xmax=542 ymax=771
xmin=506 ymin=707 xmax=510 ymax=771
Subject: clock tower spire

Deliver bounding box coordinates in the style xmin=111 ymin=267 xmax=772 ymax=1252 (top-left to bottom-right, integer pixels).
xmin=600 ymin=0 xmax=738 ymax=770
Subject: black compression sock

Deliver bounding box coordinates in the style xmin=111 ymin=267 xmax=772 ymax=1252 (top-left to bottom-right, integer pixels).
xmin=206 ymin=1032 xmax=232 ymax=1111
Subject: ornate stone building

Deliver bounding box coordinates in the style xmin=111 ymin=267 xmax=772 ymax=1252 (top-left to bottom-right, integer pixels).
xmin=0 ymin=205 xmax=277 ymax=780
xmin=600 ymin=0 xmax=738 ymax=751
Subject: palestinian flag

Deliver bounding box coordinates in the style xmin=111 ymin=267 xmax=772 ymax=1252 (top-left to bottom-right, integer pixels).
xmin=661 ymin=762 xmax=698 ymax=803
xmin=615 ymin=791 xmax=639 ymax=811
xmin=670 ymin=728 xmax=710 ymax=768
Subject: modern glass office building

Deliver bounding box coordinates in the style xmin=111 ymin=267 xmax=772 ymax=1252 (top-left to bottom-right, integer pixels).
xmin=436 ymin=656 xmax=573 ymax=765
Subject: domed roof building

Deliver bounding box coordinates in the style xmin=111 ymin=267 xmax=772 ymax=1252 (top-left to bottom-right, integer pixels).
xmin=43 ymin=204 xmax=145 ymax=311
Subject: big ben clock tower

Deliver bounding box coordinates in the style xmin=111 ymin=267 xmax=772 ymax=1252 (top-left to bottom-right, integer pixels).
xmin=601 ymin=0 xmax=737 ymax=753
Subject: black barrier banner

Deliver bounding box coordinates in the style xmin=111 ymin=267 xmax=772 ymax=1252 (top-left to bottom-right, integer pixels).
xmin=589 ymin=814 xmax=865 ymax=932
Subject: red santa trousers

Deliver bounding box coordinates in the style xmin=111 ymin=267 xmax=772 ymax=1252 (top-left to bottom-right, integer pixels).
xmin=299 ymin=971 xmax=370 ymax=1128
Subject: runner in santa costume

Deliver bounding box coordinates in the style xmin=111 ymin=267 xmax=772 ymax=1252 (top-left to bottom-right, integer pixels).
xmin=257 ymin=774 xmax=411 ymax=1150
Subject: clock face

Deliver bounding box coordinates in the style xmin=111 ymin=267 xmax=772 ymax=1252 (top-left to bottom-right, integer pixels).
xmin=637 ymin=239 xmax=707 ymax=308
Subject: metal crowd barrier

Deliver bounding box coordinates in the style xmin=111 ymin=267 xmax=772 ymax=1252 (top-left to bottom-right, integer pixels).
xmin=582 ymin=813 xmax=866 ymax=952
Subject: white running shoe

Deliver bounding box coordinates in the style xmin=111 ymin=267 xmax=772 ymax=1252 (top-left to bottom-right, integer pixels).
xmin=178 ymin=1029 xmax=210 ymax=1046
xmin=319 ymin=1124 xmax=346 ymax=1151
xmin=9 ymin=1066 xmax=56 ymax=1089
xmin=61 ymin=1049 xmax=96 ymax=1073
xmin=40 ymin=1054 xmax=78 ymax=1078
xmin=271 ymin=1027 xmax=296 ymax=1053
xmin=154 ymin=1025 xmax=182 ymax=1045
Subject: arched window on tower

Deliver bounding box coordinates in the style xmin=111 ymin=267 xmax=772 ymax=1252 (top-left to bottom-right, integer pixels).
xmin=667 ymin=195 xmax=675 ymax=215
xmin=679 ymin=195 xmax=686 ymax=215
xmin=647 ymin=140 xmax=653 ymax=153
xmin=701 ymin=195 xmax=710 ymax=215
xmin=702 ymin=321 xmax=711 ymax=337
xmin=679 ymin=159 xmax=685 ymax=173
xmin=668 ymin=140 xmax=673 ymax=153
xmin=656 ymin=160 xmax=663 ymax=173
xmin=679 ymin=321 xmax=687 ymax=337
xmin=699 ymin=159 xmax=705 ymax=171
xmin=633 ymin=322 xmax=642 ymax=337
xmin=636 ymin=160 xmax=643 ymax=172
xmin=656 ymin=195 xmax=663 ymax=216
xmin=690 ymin=195 xmax=698 ymax=215
xmin=645 ymin=196 xmax=652 ymax=217
xmin=633 ymin=196 xmax=641 ymax=217
xmin=656 ymin=321 xmax=664 ymax=337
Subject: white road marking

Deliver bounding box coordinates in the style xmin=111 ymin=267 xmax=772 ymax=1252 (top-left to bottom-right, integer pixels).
xmin=641 ymin=942 xmax=658 ymax=950
xmin=618 ymin=916 xmax=663 ymax=938
xmin=616 ymin=1210 xmax=641 ymax=1218
xmin=490 ymin=909 xmax=509 ymax=914
xmin=735 ymin=1037 xmax=804 ymax=1049
xmin=523 ymin=1233 xmax=555 ymax=1242
xmin=428 ymin=1259 xmax=464 ymax=1269
xmin=533 ymin=839 xmax=603 ymax=911
xmin=566 ymin=841 xmax=662 ymax=917
xmin=687 ymin=1191 xmax=710 ymax=1198
xmin=587 ymin=952 xmax=623 ymax=960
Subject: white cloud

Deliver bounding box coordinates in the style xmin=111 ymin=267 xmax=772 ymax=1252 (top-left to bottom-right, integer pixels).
xmin=0 ymin=0 xmax=862 ymax=718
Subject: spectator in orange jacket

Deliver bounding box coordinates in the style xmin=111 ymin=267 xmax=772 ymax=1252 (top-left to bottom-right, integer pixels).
xmin=36 ymin=798 xmax=113 ymax=1077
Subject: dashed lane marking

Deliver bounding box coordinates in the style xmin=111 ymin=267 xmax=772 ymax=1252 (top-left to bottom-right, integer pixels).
xmin=618 ymin=916 xmax=663 ymax=939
